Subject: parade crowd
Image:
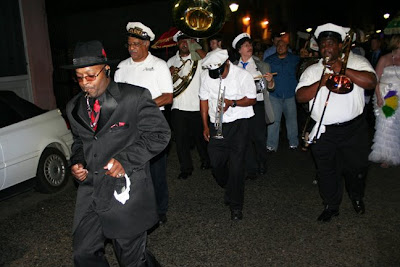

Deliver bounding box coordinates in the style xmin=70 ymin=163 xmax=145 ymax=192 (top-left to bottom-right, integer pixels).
xmin=62 ymin=21 xmax=400 ymax=266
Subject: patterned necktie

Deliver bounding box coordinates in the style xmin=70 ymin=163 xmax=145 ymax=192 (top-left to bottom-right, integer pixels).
xmin=90 ymin=99 xmax=101 ymax=131
xmin=241 ymin=61 xmax=249 ymax=69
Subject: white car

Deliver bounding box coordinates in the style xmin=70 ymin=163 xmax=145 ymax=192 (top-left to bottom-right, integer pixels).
xmin=0 ymin=91 xmax=73 ymax=195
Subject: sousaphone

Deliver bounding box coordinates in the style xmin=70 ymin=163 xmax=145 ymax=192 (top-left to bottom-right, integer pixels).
xmin=171 ymin=0 xmax=228 ymax=39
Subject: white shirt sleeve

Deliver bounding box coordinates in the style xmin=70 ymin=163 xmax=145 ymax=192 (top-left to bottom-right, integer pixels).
xmin=240 ymin=69 xmax=257 ymax=99
xmin=156 ymin=60 xmax=174 ymax=94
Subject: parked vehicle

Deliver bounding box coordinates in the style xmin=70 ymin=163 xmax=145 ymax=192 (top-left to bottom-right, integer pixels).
xmin=0 ymin=91 xmax=73 ymax=194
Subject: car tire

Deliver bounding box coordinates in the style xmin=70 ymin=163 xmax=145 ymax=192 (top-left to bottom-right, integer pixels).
xmin=35 ymin=148 xmax=69 ymax=193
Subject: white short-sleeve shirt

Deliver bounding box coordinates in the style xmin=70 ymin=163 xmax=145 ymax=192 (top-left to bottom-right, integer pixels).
xmin=114 ymin=52 xmax=173 ymax=110
xmin=167 ymin=52 xmax=203 ymax=111
xmin=296 ymin=52 xmax=376 ymax=125
xmin=239 ymin=57 xmax=264 ymax=101
xmin=199 ymin=62 xmax=256 ymax=123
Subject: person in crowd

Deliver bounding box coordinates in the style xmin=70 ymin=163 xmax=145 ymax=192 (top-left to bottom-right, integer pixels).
xmin=199 ymin=49 xmax=256 ymax=221
xmin=262 ymin=32 xmax=292 ymax=61
xmin=167 ymin=31 xmax=210 ymax=180
xmin=208 ymin=34 xmax=223 ymax=51
xmin=368 ymin=34 xmax=400 ymax=168
xmin=231 ymin=33 xmax=275 ymax=179
xmin=296 ymin=23 xmax=377 ymax=222
xmin=114 ymin=22 xmax=173 ymax=225
xmin=367 ymin=35 xmax=384 ymax=69
xmin=64 ymin=40 xmax=170 ymax=266
xmin=364 ymin=35 xmax=384 ymax=126
xmin=265 ymin=40 xmax=300 ymax=152
xmin=252 ymin=40 xmax=265 ymax=60
xmin=351 ymin=30 xmax=366 ymax=57
xmin=262 ymin=32 xmax=281 ymax=61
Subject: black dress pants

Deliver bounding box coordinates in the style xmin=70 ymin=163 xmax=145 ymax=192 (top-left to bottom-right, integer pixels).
xmin=208 ymin=119 xmax=249 ymax=210
xmin=245 ymin=101 xmax=268 ymax=175
xmin=311 ymin=114 xmax=369 ymax=210
xmin=73 ymin=206 xmax=159 ymax=267
xmin=171 ymin=109 xmax=210 ymax=173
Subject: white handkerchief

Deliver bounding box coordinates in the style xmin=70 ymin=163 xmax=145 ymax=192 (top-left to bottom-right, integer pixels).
xmin=114 ymin=174 xmax=131 ymax=204
xmin=307 ymin=122 xmax=326 ymax=143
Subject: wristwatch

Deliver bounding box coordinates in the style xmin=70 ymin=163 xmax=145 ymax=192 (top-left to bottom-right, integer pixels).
xmin=232 ymin=100 xmax=237 ymax=107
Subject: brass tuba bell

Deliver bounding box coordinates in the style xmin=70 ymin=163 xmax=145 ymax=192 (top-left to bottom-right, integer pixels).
xmin=171 ymin=0 xmax=228 ymax=38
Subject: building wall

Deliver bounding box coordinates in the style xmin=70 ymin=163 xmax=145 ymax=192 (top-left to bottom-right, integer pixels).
xmin=20 ymin=0 xmax=56 ymax=110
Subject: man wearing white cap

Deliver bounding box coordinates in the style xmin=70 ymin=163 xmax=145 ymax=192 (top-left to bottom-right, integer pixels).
xmin=232 ymin=33 xmax=275 ymax=180
xmin=296 ymin=23 xmax=377 ymax=222
xmin=114 ymin=22 xmax=173 ymax=225
xmin=199 ymin=48 xmax=257 ymax=221
xmin=167 ymin=31 xmax=210 ymax=180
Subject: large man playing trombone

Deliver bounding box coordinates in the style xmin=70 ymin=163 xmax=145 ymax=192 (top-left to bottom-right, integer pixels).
xmin=296 ymin=23 xmax=377 ymax=223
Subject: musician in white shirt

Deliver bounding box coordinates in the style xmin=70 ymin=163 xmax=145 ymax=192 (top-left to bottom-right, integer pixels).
xmin=167 ymin=31 xmax=210 ymax=180
xmin=114 ymin=22 xmax=173 ymax=225
xmin=199 ymin=49 xmax=256 ymax=221
xmin=296 ymin=23 xmax=377 ymax=223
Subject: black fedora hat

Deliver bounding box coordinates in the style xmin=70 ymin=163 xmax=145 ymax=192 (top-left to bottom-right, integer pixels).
xmin=61 ymin=40 xmax=119 ymax=69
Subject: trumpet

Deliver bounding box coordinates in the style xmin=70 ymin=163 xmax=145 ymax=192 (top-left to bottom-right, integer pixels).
xmin=213 ymin=77 xmax=225 ymax=139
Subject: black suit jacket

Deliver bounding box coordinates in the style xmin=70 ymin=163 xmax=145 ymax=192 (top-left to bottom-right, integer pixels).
xmin=67 ymin=81 xmax=171 ymax=238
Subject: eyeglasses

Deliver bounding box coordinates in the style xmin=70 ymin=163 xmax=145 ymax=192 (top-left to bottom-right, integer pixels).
xmin=76 ymin=65 xmax=106 ymax=82
xmin=125 ymin=41 xmax=143 ymax=49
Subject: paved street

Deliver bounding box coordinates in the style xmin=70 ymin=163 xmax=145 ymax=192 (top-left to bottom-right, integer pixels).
xmin=1 ymin=134 xmax=399 ymax=266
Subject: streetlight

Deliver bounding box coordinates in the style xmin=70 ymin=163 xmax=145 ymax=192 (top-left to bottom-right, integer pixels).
xmin=229 ymin=2 xmax=239 ymax=12
xmin=261 ymin=19 xmax=269 ymax=40
xmin=242 ymin=16 xmax=251 ymax=35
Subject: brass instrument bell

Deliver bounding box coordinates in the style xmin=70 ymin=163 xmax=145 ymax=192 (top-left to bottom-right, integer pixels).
xmin=325 ymin=30 xmax=354 ymax=94
xmin=171 ymin=0 xmax=227 ymax=38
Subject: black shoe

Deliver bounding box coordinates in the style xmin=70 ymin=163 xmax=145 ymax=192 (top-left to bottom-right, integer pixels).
xmin=200 ymin=162 xmax=211 ymax=170
xmin=351 ymin=199 xmax=365 ymax=214
xmin=245 ymin=174 xmax=258 ymax=180
xmin=259 ymin=167 xmax=266 ymax=175
xmin=317 ymin=207 xmax=339 ymax=222
xmin=231 ymin=209 xmax=243 ymax=221
xmin=159 ymin=214 xmax=167 ymax=224
xmin=177 ymin=172 xmax=192 ymax=179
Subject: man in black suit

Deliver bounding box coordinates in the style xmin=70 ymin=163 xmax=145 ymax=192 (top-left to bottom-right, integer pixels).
xmin=64 ymin=40 xmax=170 ymax=266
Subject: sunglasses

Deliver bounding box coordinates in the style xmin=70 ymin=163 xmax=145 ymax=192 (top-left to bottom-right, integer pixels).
xmin=75 ymin=65 xmax=106 ymax=82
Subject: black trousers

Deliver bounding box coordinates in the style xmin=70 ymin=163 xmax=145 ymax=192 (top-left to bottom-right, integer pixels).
xmin=208 ymin=119 xmax=249 ymax=210
xmin=171 ymin=109 xmax=210 ymax=173
xmin=150 ymin=111 xmax=169 ymax=216
xmin=311 ymin=113 xmax=369 ymax=210
xmin=73 ymin=206 xmax=160 ymax=267
xmin=245 ymin=101 xmax=268 ymax=175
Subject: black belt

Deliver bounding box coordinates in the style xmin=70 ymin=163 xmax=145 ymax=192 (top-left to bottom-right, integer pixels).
xmin=326 ymin=114 xmax=363 ymax=127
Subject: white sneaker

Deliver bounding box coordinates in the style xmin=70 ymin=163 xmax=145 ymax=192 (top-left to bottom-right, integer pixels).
xmin=266 ymin=146 xmax=276 ymax=152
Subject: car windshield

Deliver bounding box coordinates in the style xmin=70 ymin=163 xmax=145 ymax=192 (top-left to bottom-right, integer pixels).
xmin=0 ymin=91 xmax=46 ymax=128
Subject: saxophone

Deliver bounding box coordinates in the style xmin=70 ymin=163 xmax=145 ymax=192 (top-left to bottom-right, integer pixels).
xmin=213 ymin=77 xmax=225 ymax=139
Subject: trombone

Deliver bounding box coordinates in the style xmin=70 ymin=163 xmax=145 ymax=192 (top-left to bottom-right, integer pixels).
xmin=301 ymin=57 xmax=330 ymax=144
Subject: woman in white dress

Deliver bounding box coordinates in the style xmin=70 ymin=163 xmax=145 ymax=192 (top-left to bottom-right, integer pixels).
xmin=369 ymin=34 xmax=400 ymax=168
